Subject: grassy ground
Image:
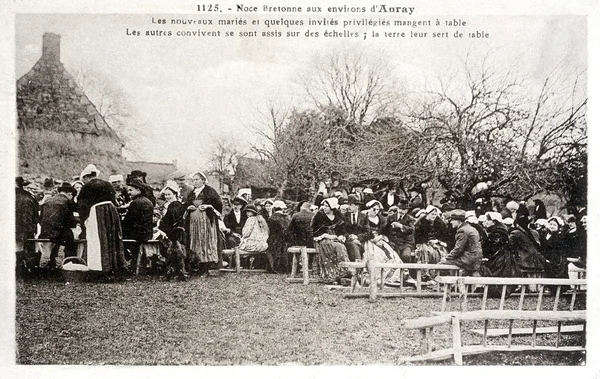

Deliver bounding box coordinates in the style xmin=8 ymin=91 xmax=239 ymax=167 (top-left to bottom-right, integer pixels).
xmin=15 ymin=273 xmax=586 ymax=365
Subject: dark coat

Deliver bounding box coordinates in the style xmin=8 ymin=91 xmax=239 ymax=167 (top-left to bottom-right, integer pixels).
xmin=540 ymin=232 xmax=568 ymax=278
xmin=39 ymin=193 xmax=77 ymax=242
xmin=358 ymin=214 xmax=385 ymax=240
xmin=185 ymin=185 xmax=223 ymax=216
xmin=77 ymin=178 xmax=117 ymax=223
xmin=158 ymin=200 xmax=186 ymax=242
xmin=122 ymin=194 xmax=154 ymax=242
xmin=268 ymin=211 xmax=292 ymax=271
xmin=414 ymin=216 xmax=448 ymax=245
xmin=311 ymin=210 xmax=344 ymax=238
xmin=378 ymin=192 xmax=401 ymax=211
xmin=342 ymin=211 xmax=370 ymax=240
xmin=287 ymin=209 xmax=314 ymax=248
xmin=223 ymin=209 xmax=247 ymax=235
xmin=509 ymin=225 xmax=545 ymax=271
xmin=446 ymin=222 xmax=483 ymax=272
xmin=15 ymin=187 xmax=39 ymax=242
xmin=483 ymin=223 xmax=509 ymax=258
xmin=382 ymin=212 xmax=415 ymax=251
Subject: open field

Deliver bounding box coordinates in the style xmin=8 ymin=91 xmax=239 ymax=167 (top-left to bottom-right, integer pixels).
xmin=15 ymin=273 xmax=585 ymax=365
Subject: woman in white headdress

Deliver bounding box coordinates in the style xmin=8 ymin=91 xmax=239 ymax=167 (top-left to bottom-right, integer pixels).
xmin=76 ymin=164 xmax=126 ymax=275
xmin=360 ymin=200 xmax=403 ymax=285
xmin=184 ymin=172 xmax=223 ymax=276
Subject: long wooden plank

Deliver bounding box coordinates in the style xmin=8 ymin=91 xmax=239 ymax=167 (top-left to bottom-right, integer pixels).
xmin=403 ymin=314 xmax=453 ymax=329
xmin=436 ymin=276 xmax=586 ymax=286
xmin=451 ymin=310 xmax=586 ymax=322
xmin=399 ymin=345 xmax=585 ymax=364
xmin=339 ymin=262 xmax=367 ymax=269
xmin=470 ymin=324 xmax=585 ymax=337
xmin=287 ymin=246 xmax=317 ymax=254
xmin=373 ymin=263 xmax=460 ymax=270
xmin=346 ymin=292 xmax=446 ymax=299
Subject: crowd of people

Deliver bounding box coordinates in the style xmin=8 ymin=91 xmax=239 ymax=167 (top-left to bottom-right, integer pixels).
xmin=15 ymin=166 xmax=587 ymax=287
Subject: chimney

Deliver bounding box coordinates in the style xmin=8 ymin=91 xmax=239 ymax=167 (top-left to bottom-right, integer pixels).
xmin=42 ymin=33 xmax=61 ymax=63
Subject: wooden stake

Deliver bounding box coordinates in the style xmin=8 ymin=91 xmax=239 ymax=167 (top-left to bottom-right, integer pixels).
xmin=518 ymin=286 xmax=526 ymax=310
xmin=483 ymin=319 xmax=488 ymax=347
xmin=499 ymin=285 xmax=507 ymax=310
xmin=451 ymin=315 xmax=463 ymax=365
xmin=301 ymin=246 xmax=309 ymax=285
xmin=553 ymin=285 xmax=562 ymax=311
xmin=536 ymin=285 xmax=544 ymax=311
xmin=482 ymin=285 xmax=489 ymax=311
xmin=532 ymin=320 xmax=537 ymax=347
xmin=368 ymin=259 xmax=377 ymax=302
xmin=458 ymin=278 xmax=467 ymax=312
xmin=556 ymin=321 xmax=562 ymax=348
xmin=235 ymin=248 xmax=241 ymax=274
xmin=508 ymin=320 xmax=514 ymax=347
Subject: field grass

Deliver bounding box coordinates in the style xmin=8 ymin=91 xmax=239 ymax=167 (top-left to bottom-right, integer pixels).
xmin=15 ymin=273 xmax=586 ymax=365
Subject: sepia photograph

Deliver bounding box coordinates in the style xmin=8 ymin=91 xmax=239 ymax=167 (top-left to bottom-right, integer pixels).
xmin=4 ymin=0 xmax=595 ymax=371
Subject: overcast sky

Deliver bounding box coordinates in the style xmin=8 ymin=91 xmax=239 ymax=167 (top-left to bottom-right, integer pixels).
xmin=15 ymin=13 xmax=586 ymax=172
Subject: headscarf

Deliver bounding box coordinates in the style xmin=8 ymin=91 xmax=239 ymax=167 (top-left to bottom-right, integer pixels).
xmin=80 ymin=164 xmax=99 ymax=179
xmin=322 ymin=197 xmax=340 ymax=210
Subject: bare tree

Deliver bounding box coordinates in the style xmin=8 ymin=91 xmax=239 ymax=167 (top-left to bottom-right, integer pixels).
xmin=208 ymin=136 xmax=245 ymax=194
xmin=403 ymin=57 xmax=587 ymax=206
xmin=298 ymin=46 xmax=398 ymax=127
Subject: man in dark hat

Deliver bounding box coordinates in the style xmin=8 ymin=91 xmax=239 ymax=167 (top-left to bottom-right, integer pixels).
xmin=39 ymin=183 xmax=79 ymax=268
xmin=16 ymin=176 xmax=39 ymax=273
xmin=440 ymin=209 xmax=483 ymax=275
xmin=122 ymin=178 xmax=154 ymax=243
xmin=223 ymin=196 xmax=248 ymax=248
xmin=127 ymin=170 xmax=156 ymax=206
xmin=342 ymin=194 xmax=368 ymax=261
xmin=382 ymin=199 xmax=415 ymax=271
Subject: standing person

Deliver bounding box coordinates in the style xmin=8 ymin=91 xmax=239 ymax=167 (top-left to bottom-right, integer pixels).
xmin=157 ymin=181 xmax=187 ymax=279
xmin=126 ymin=170 xmax=156 ymax=206
xmin=109 ymin=174 xmax=129 ymax=207
xmin=16 ymin=177 xmax=39 ymax=273
xmin=222 ymin=196 xmax=248 ymax=248
xmin=310 ymin=197 xmax=350 ymax=284
xmin=39 ymin=183 xmax=78 ymax=269
xmin=76 ymin=164 xmax=126 ymax=275
xmin=267 ymin=200 xmax=291 ymax=273
xmin=121 ymin=179 xmax=154 ymax=243
xmin=184 ymin=172 xmax=223 ymax=276
xmin=121 ymin=178 xmax=155 ymax=274
xmin=441 ymin=210 xmax=483 ymax=276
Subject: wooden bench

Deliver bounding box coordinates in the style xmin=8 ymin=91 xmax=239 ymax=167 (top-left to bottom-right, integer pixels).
xmin=220 ymin=248 xmax=269 ymax=274
xmin=435 ymin=276 xmax=587 ymax=313
xmin=27 ymin=238 xmax=87 ymax=268
xmin=340 ymin=259 xmax=461 ymax=302
xmin=400 ymin=309 xmax=586 ymax=365
xmin=285 ymin=246 xmax=318 ymax=284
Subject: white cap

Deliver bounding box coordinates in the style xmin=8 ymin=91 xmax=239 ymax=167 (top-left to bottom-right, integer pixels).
xmin=80 ymin=164 xmax=99 ymax=179
xmin=108 ymin=174 xmax=123 ymax=183
xmin=535 ymin=218 xmax=549 ymax=229
xmin=161 ymin=180 xmax=180 ymax=195
xmin=485 ymin=212 xmax=503 ymax=223
xmin=273 ymin=200 xmax=287 ymax=209
xmin=503 ymin=218 xmax=514 ymax=226
xmin=323 ymin=197 xmax=340 ymax=210
xmin=366 ymin=200 xmax=382 ymax=209
xmin=363 ymin=188 xmax=373 ymax=194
